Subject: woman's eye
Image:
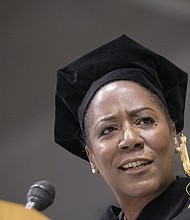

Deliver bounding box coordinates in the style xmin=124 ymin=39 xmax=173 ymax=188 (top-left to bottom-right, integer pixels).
xmin=101 ymin=127 xmax=117 ymax=135
xmin=138 ymin=117 xmax=155 ymax=126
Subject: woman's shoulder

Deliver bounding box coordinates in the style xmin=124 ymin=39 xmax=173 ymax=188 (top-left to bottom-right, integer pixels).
xmin=172 ymin=208 xmax=190 ymax=220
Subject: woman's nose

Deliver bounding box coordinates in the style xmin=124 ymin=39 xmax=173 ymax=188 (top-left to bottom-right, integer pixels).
xmin=118 ymin=126 xmax=144 ymax=151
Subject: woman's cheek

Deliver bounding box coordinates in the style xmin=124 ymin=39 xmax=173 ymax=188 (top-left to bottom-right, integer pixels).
xmin=144 ymin=128 xmax=173 ymax=154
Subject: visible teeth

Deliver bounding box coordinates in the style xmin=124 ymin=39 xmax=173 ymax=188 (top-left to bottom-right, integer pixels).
xmin=121 ymin=160 xmax=148 ymax=170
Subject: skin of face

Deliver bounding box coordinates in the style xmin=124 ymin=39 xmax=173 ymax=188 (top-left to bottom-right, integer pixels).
xmin=85 ymin=81 xmax=178 ymax=213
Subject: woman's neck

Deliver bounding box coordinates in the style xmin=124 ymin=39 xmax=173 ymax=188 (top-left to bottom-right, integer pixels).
xmin=122 ymin=198 xmax=152 ymax=220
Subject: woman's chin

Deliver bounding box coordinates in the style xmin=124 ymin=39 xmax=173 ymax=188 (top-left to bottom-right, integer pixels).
xmin=116 ymin=177 xmax=169 ymax=201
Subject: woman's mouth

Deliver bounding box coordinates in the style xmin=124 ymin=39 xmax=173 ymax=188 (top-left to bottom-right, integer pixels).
xmin=119 ymin=160 xmax=153 ymax=171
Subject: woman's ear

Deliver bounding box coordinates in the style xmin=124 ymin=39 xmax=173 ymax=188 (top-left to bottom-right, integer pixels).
xmin=174 ymin=136 xmax=179 ymax=146
xmin=85 ymin=145 xmax=93 ymax=163
xmin=171 ymin=123 xmax=177 ymax=141
xmin=85 ymin=146 xmax=99 ymax=174
xmin=169 ymin=123 xmax=179 ymax=153
xmin=171 ymin=124 xmax=180 ymax=153
xmin=172 ymin=122 xmax=176 ymax=134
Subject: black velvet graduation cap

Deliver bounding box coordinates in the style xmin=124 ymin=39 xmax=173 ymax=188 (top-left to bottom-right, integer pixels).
xmin=55 ymin=35 xmax=188 ymax=160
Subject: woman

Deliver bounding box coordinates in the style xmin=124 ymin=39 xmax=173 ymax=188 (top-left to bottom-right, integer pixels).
xmin=54 ymin=35 xmax=189 ymax=219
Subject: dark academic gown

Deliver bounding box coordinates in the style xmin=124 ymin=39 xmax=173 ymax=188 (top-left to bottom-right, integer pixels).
xmin=100 ymin=177 xmax=190 ymax=220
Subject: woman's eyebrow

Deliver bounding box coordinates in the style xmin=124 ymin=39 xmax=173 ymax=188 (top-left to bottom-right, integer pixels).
xmin=96 ymin=115 xmax=117 ymax=126
xmin=129 ymin=107 xmax=156 ymax=115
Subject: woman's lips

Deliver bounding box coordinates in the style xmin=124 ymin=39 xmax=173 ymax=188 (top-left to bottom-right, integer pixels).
xmin=119 ymin=160 xmax=153 ymax=171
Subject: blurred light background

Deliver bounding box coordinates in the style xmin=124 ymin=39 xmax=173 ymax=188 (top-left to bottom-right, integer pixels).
xmin=0 ymin=0 xmax=190 ymax=219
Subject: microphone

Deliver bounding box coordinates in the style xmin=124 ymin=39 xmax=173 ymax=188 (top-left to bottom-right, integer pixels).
xmin=25 ymin=180 xmax=55 ymax=211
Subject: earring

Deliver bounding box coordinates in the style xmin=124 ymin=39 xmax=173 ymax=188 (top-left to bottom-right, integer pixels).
xmin=179 ymin=131 xmax=190 ymax=177
xmin=91 ymin=163 xmax=99 ymax=174
xmin=175 ymin=145 xmax=181 ymax=153
xmin=174 ymin=136 xmax=180 ymax=153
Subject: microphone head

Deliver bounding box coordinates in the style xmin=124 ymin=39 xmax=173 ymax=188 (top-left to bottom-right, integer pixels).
xmin=26 ymin=180 xmax=55 ymax=211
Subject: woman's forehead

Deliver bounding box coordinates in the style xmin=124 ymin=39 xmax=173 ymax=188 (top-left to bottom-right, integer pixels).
xmin=93 ymin=81 xmax=152 ymax=101
xmin=90 ymin=81 xmax=158 ymax=112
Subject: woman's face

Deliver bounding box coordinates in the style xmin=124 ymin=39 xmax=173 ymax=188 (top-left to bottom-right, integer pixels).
xmin=85 ymin=81 xmax=177 ymax=203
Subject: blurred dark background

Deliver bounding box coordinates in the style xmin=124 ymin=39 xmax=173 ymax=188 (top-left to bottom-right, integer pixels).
xmin=0 ymin=1 xmax=190 ymax=219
